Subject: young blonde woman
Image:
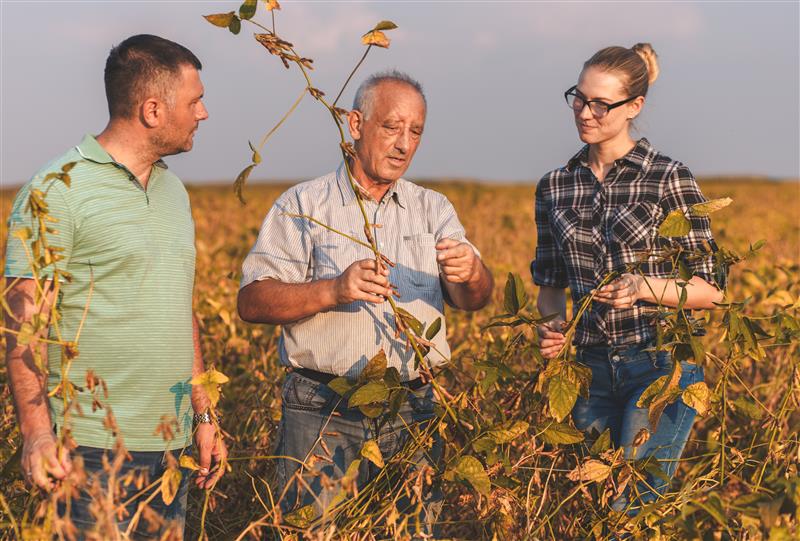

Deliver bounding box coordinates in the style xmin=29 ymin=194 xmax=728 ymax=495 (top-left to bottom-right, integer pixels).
xmin=531 ymin=44 xmax=725 ymax=512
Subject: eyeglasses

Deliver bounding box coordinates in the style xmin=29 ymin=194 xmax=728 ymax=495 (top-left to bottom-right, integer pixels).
xmin=564 ymin=85 xmax=638 ymax=118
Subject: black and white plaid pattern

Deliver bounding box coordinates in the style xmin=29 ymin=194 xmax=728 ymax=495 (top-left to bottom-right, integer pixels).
xmin=531 ymin=138 xmax=723 ymax=347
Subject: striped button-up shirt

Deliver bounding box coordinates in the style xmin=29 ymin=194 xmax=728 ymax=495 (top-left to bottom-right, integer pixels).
xmin=531 ymin=138 xmax=724 ymax=347
xmin=241 ymin=164 xmax=476 ymax=380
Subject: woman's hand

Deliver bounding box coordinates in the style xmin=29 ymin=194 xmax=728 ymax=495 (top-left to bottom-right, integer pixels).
xmin=593 ymin=273 xmax=645 ymax=309
xmin=537 ymin=319 xmax=567 ymax=359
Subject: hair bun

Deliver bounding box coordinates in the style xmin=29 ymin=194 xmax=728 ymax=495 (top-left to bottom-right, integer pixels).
xmin=632 ymin=43 xmax=659 ymax=85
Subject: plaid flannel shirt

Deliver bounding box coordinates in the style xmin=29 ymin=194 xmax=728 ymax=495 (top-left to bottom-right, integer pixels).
xmin=531 ymin=138 xmax=724 ymax=347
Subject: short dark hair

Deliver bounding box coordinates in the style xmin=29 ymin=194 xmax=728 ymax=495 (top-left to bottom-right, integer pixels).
xmin=104 ymin=34 xmax=202 ymax=119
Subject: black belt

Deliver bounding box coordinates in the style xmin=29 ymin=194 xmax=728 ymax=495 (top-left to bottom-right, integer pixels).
xmin=295 ymin=367 xmax=427 ymax=391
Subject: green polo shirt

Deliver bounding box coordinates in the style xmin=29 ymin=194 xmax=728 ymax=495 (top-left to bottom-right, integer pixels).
xmin=5 ymin=135 xmax=196 ymax=451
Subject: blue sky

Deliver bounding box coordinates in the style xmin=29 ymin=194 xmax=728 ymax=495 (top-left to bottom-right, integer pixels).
xmin=1 ymin=1 xmax=798 ymax=185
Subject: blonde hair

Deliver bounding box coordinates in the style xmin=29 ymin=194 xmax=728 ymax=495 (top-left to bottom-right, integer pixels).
xmin=583 ymin=43 xmax=660 ymax=98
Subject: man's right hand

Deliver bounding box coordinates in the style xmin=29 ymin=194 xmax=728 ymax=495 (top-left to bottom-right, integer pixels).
xmin=22 ymin=430 xmax=71 ymax=490
xmin=537 ymin=319 xmax=567 ymax=360
xmin=333 ymin=259 xmax=394 ymax=305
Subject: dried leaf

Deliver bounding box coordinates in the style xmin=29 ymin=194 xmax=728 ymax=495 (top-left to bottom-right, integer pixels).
xmin=567 ymin=459 xmax=612 ymax=483
xmin=179 ymin=455 xmax=200 ymax=471
xmin=284 ymin=504 xmax=315 ymax=528
xmin=160 ymin=468 xmax=182 ymax=505
xmin=234 ymin=164 xmax=256 ymax=205
xmin=264 ymin=0 xmax=280 ymax=11
xmin=361 ymin=30 xmax=390 ymax=48
xmin=359 ymin=349 xmax=387 ymax=382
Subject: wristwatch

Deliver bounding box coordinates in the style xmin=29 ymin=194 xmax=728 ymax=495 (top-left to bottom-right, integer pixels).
xmin=193 ymin=411 xmax=212 ymax=424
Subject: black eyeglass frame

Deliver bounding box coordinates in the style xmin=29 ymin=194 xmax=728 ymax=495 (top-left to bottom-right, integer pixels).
xmin=564 ymin=85 xmax=639 ymax=118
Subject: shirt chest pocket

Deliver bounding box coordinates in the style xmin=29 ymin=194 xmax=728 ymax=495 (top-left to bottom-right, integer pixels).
xmin=550 ymin=207 xmax=589 ymax=247
xmin=312 ymin=232 xmax=369 ymax=280
xmin=399 ymin=233 xmax=439 ymax=290
xmin=608 ymin=202 xmax=658 ymax=250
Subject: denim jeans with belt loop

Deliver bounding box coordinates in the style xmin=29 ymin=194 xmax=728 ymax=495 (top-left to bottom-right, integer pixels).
xmin=273 ymin=371 xmax=443 ymax=534
xmin=571 ymin=342 xmax=703 ymax=513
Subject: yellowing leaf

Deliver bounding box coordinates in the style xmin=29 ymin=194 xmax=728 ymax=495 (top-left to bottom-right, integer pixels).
xmin=538 ymin=422 xmax=584 ymax=445
xmin=160 ymin=468 xmax=182 ymax=505
xmin=451 ymin=455 xmax=491 ymax=496
xmin=328 ymin=376 xmax=354 ymax=396
xmin=487 ymin=420 xmax=529 ymax=444
xmin=284 ymin=504 xmax=315 ymax=528
xmin=658 ymin=209 xmax=691 ymax=237
xmin=264 ymin=0 xmax=280 ymax=11
xmin=361 ymin=30 xmax=390 ymax=48
xmin=567 ymin=459 xmax=612 ymax=483
xmin=359 ymin=349 xmax=388 ymax=382
xmin=204 ymin=11 xmax=236 ymax=27
xmin=360 ymin=440 xmax=384 ymax=468
xmin=690 ymin=197 xmax=733 ymax=216
xmin=682 ymin=381 xmax=712 ymax=416
xmin=548 ymin=374 xmax=578 ymax=422
xmin=248 ymin=141 xmax=262 ymax=164
xmin=12 ymin=227 xmax=32 ymax=242
xmin=191 ymin=368 xmax=230 ymax=406
xmin=348 ymin=381 xmax=389 ymax=408
xmin=179 ymin=455 xmax=200 ymax=471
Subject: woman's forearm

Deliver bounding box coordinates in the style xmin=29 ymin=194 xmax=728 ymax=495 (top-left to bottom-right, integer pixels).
xmin=637 ymin=275 xmax=723 ymax=309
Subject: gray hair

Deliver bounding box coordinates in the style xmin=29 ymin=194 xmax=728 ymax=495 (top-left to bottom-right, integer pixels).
xmin=352 ymin=70 xmax=426 ymax=118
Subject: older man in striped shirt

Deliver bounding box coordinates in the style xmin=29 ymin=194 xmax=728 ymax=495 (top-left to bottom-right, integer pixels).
xmin=238 ymin=71 xmax=493 ymax=530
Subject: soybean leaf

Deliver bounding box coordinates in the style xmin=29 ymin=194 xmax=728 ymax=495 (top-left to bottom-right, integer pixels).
xmin=590 ymin=428 xmax=612 ymax=455
xmin=160 ymin=469 xmax=182 ymax=505
xmin=425 ymin=317 xmax=442 ymax=340
xmin=204 ymin=11 xmax=236 ymax=27
xmin=548 ymin=374 xmax=579 ymax=422
xmin=538 ymin=422 xmax=584 ymax=445
xmin=487 ymin=420 xmax=529 ymax=444
xmin=239 ymin=0 xmax=257 ymax=20
xmin=360 ymin=440 xmax=384 ymax=468
xmin=359 ymin=349 xmax=387 ymax=382
xmin=567 ymin=459 xmax=612 ymax=483
xmin=658 ymin=209 xmax=691 ymax=237
xmin=690 ymin=197 xmax=733 ymax=216
xmin=451 ymin=455 xmax=491 ymax=496
xmin=373 ymin=20 xmax=398 ymax=31
xmin=328 ymin=377 xmax=354 ymax=397
xmin=682 ymin=381 xmax=712 ymax=415
xmin=234 ymin=164 xmax=256 ymax=205
xmin=348 ymin=381 xmax=389 ymax=408
xmin=284 ymin=504 xmax=316 ymax=528
xmin=228 ymin=16 xmax=242 ymax=35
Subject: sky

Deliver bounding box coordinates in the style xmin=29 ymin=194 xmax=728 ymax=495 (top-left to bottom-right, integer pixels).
xmin=1 ymin=1 xmax=799 ymax=187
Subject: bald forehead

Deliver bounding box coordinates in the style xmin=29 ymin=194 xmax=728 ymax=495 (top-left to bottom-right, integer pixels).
xmin=370 ymin=80 xmax=426 ymax=115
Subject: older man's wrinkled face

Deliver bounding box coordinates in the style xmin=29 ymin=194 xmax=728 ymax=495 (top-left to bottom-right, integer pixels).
xmin=349 ymin=81 xmax=426 ymax=186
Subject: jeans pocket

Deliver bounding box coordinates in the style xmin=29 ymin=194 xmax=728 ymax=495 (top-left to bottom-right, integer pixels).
xmin=282 ymin=373 xmax=333 ymax=412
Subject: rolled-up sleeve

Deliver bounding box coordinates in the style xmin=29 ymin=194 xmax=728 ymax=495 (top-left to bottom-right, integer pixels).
xmin=531 ymin=178 xmax=568 ymax=288
xmin=660 ymin=164 xmax=726 ymax=289
xmin=240 ymin=190 xmax=312 ymax=289
xmin=433 ymin=194 xmax=480 ymax=258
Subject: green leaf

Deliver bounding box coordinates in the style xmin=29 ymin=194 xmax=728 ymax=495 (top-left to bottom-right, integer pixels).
xmin=503 ymin=273 xmax=527 ymax=314
xmin=538 ymin=422 xmax=584 ymax=445
xmin=677 ymin=259 xmax=693 ymax=281
xmin=373 ymin=20 xmax=398 ymax=31
xmin=396 ymin=307 xmax=423 ymax=336
xmin=228 ymin=16 xmax=242 ymax=35
xmin=348 ymin=381 xmax=389 ymax=408
xmin=658 ymin=209 xmax=691 ymax=237
xmin=487 ymin=420 xmax=529 ymax=444
xmin=239 ymin=0 xmax=257 ymax=20
xmin=548 ymin=374 xmax=578 ymax=422
xmin=248 ymin=141 xmax=262 ymax=164
xmin=472 ymin=436 xmax=496 ymax=454
xmin=358 ymin=403 xmax=384 ymax=418
xmin=360 ymin=440 xmax=384 ymax=468
xmin=328 ymin=377 xmax=354 ymax=396
xmin=284 ymin=504 xmax=316 ymax=528
xmin=590 ymin=428 xmax=612 ymax=455
xmin=359 ymin=349 xmax=387 ymax=382
xmin=425 ymin=317 xmax=442 ymax=340
xmin=451 ymin=455 xmax=491 ymax=496
xmin=732 ymin=396 xmax=764 ymax=421
xmin=233 ymin=164 xmax=256 ymax=205
xmin=204 ymin=11 xmax=236 ymax=27
xmin=690 ymin=197 xmax=732 ymax=216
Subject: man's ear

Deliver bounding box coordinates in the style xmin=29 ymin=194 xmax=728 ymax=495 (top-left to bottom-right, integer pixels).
xmin=140 ymin=98 xmax=163 ymax=128
xmin=347 ymin=109 xmax=364 ymax=141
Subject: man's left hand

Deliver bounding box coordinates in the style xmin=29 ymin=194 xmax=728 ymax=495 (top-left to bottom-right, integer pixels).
xmin=436 ymin=238 xmax=479 ymax=284
xmin=194 ymin=422 xmax=227 ymax=489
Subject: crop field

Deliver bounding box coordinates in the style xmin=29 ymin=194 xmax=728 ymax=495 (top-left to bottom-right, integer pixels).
xmin=0 ymin=178 xmax=797 ymax=540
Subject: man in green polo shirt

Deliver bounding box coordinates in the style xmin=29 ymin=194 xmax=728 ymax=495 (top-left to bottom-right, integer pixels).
xmin=3 ymin=34 xmax=226 ymax=538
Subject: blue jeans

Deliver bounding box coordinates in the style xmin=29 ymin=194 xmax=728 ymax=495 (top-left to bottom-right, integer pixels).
xmin=60 ymin=446 xmax=191 ymax=539
xmin=274 ymin=371 xmax=443 ymax=533
xmin=572 ymin=343 xmax=703 ymax=513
